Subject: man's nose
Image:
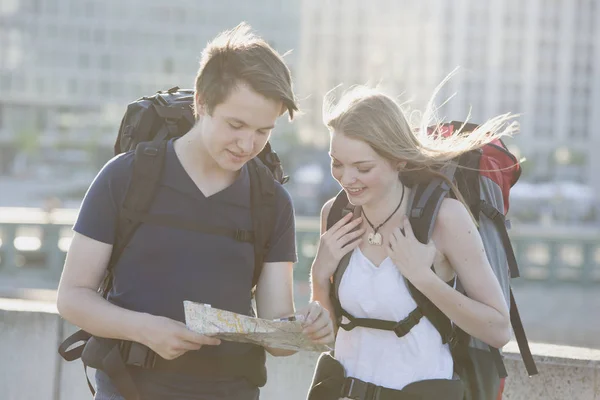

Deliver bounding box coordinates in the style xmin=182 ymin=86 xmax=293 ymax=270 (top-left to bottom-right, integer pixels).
xmin=236 ymin=133 xmax=253 ymax=154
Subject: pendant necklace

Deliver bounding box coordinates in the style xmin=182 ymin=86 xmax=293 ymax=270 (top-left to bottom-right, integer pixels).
xmin=362 ymin=185 xmax=405 ymax=246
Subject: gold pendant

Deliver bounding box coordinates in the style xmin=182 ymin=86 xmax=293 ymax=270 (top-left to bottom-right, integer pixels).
xmin=368 ymin=232 xmax=383 ymax=246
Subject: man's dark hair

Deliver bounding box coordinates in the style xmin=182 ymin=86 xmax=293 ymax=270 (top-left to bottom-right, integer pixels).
xmin=194 ymin=22 xmax=298 ymax=120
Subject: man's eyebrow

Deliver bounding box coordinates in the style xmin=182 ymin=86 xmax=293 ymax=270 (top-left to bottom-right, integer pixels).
xmin=227 ymin=117 xmax=275 ymax=130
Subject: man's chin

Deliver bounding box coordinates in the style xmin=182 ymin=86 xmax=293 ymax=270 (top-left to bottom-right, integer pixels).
xmin=218 ymin=159 xmax=246 ymax=172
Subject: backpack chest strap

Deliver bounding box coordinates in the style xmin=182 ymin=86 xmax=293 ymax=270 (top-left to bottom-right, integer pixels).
xmin=339 ymin=307 xmax=424 ymax=338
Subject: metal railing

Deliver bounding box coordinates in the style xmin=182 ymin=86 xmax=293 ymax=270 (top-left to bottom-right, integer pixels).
xmin=1 ymin=208 xmax=599 ymax=285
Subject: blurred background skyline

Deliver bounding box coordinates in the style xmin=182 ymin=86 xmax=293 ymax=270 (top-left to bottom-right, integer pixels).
xmin=0 ymin=0 xmax=599 ymax=225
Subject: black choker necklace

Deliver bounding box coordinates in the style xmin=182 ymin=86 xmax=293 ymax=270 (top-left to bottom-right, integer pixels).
xmin=362 ymin=185 xmax=405 ymax=246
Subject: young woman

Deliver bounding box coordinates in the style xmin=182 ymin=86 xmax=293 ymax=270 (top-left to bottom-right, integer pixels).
xmin=309 ymin=86 xmax=517 ymax=399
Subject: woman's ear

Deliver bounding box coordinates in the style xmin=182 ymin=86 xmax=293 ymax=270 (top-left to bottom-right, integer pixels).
xmin=396 ymin=160 xmax=408 ymax=170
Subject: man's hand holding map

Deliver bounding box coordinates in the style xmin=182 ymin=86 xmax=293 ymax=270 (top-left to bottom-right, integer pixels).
xmin=184 ymin=301 xmax=331 ymax=352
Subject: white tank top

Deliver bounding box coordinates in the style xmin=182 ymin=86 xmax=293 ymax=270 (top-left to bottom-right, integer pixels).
xmin=334 ymin=247 xmax=453 ymax=390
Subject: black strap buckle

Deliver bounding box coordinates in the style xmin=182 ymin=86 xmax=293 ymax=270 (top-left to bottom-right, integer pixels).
xmin=393 ymin=309 xmax=422 ymax=338
xmin=410 ymin=207 xmax=424 ymax=218
xmin=341 ymin=378 xmax=381 ymax=400
xmin=393 ymin=321 xmax=411 ymax=338
xmin=480 ymin=200 xmax=501 ymax=220
xmin=119 ymin=341 xmax=156 ymax=369
xmin=143 ymin=146 xmax=159 ymax=157
xmin=338 ymin=318 xmax=356 ymax=331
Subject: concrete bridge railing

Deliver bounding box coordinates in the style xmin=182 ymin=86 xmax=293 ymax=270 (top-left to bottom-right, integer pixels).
xmin=1 ymin=299 xmax=600 ymax=400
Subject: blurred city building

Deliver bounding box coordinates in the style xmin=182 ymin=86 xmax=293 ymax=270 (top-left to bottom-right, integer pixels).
xmin=297 ymin=0 xmax=600 ymax=198
xmin=0 ymin=0 xmax=299 ymax=169
xmin=0 ymin=0 xmax=599 ymax=220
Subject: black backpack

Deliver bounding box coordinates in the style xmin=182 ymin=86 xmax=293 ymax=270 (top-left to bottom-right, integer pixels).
xmin=327 ymin=122 xmax=537 ymax=400
xmin=58 ymin=87 xmax=288 ymax=399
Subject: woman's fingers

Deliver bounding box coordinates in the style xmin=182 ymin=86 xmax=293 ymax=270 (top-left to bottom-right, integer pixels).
xmin=303 ymin=313 xmax=329 ymax=335
xmin=331 ymin=216 xmax=363 ymax=241
xmin=302 ymin=301 xmax=323 ymax=326
xmin=328 ymin=211 xmax=354 ymax=234
xmin=307 ymin=324 xmax=334 ymax=342
xmin=341 ymin=234 xmax=363 ymax=253
xmin=389 ymin=228 xmax=400 ymax=249
xmin=338 ymin=227 xmax=365 ymax=247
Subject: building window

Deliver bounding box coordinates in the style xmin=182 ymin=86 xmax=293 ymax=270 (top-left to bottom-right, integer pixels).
xmin=100 ymin=81 xmax=110 ymax=96
xmin=36 ymin=77 xmax=45 ymax=94
xmin=535 ymin=122 xmax=554 ymax=137
xmin=46 ymin=24 xmax=58 ymax=38
xmin=79 ymin=53 xmax=90 ymax=69
xmin=85 ymin=1 xmax=94 ymax=18
xmin=100 ymin=54 xmax=110 ymax=70
xmin=68 ymin=79 xmax=78 ymax=94
xmin=111 ymin=82 xmax=123 ymax=98
xmin=46 ymin=1 xmax=58 ymax=14
xmin=36 ymin=109 xmax=47 ymax=131
xmin=31 ymin=0 xmax=41 ymax=14
xmin=0 ymin=73 xmax=11 ymax=91
xmin=79 ymin=28 xmax=91 ymax=42
xmin=94 ymin=29 xmax=105 ymax=44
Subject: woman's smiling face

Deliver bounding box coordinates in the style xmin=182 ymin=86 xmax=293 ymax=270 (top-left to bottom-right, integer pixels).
xmin=329 ymin=130 xmax=401 ymax=207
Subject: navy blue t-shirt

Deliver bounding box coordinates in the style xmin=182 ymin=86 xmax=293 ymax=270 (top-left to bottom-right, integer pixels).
xmin=74 ymin=139 xmax=297 ymax=399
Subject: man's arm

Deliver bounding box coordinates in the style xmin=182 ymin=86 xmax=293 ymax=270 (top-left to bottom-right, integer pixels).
xmin=57 ymin=233 xmax=219 ymax=360
xmin=254 ymin=261 xmax=297 ymax=356
xmin=254 ymin=184 xmax=334 ymax=356
xmin=57 ymin=232 xmax=145 ymax=342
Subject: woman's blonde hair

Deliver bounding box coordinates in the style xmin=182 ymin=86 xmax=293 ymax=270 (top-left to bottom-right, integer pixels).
xmin=323 ymin=73 xmax=519 ymax=211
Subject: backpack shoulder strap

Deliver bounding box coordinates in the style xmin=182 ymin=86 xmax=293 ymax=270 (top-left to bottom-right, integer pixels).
xmin=405 ymin=162 xmax=459 ymax=343
xmin=257 ymin=142 xmax=288 ymax=185
xmin=101 ymin=140 xmax=168 ymax=296
xmin=408 ymin=162 xmax=458 ymax=243
xmin=326 ymin=190 xmax=357 ymax=322
xmin=248 ymin=158 xmax=277 ymax=288
xmin=326 ymin=190 xmax=351 ymax=230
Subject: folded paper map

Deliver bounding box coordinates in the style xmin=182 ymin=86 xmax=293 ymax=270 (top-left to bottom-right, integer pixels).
xmin=184 ymin=301 xmax=331 ymax=352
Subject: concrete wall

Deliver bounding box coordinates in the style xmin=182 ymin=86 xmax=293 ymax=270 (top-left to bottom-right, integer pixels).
xmin=2 ymin=299 xmax=599 ymax=400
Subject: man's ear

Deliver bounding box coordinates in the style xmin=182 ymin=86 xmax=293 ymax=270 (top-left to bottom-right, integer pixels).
xmin=195 ymin=93 xmax=206 ymax=117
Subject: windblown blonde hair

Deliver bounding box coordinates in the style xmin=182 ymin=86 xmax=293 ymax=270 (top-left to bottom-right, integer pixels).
xmin=323 ymin=72 xmax=520 ymax=217
xmin=324 ymin=73 xmax=518 ymax=193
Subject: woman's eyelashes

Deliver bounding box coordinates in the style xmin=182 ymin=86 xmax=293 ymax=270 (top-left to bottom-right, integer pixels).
xmin=331 ymin=163 xmax=372 ymax=174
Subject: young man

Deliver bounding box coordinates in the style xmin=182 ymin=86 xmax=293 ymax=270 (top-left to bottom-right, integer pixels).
xmin=57 ymin=24 xmax=334 ymax=400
